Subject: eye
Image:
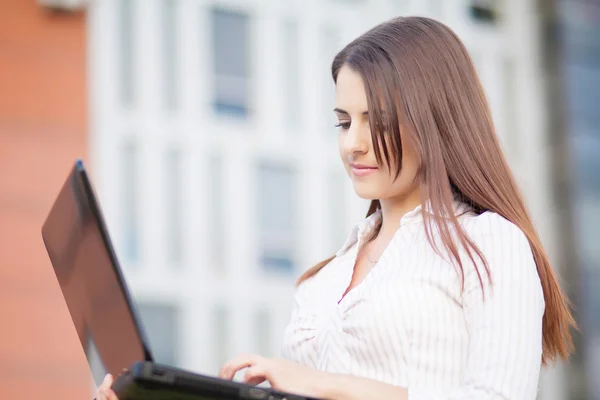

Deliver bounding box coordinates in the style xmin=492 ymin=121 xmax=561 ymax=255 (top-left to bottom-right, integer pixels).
xmin=335 ymin=121 xmax=351 ymax=130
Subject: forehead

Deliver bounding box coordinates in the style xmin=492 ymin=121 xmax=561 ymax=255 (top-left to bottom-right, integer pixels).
xmin=334 ymin=65 xmax=368 ymax=113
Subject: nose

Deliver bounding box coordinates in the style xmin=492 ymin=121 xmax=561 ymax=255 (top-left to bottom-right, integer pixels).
xmin=342 ymin=124 xmax=369 ymax=156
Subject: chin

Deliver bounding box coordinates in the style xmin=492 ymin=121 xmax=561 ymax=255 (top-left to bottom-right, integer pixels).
xmin=352 ymin=183 xmax=382 ymax=200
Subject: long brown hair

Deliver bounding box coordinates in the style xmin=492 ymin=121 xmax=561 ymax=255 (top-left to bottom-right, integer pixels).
xmin=297 ymin=16 xmax=575 ymax=365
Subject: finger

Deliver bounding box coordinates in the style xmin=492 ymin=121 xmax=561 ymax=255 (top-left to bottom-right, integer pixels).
xmin=243 ymin=365 xmax=267 ymax=386
xmin=100 ymin=373 xmax=114 ymax=390
xmin=106 ymin=388 xmax=119 ymax=400
xmin=219 ymin=353 xmax=263 ymax=380
xmin=219 ymin=357 xmax=256 ymax=380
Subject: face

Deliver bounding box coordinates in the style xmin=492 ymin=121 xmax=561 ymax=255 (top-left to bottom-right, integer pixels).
xmin=334 ymin=65 xmax=421 ymax=202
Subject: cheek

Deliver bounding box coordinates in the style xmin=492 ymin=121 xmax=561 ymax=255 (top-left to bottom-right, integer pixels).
xmin=386 ymin=164 xmax=420 ymax=195
xmin=379 ymin=154 xmax=420 ymax=194
xmin=401 ymin=148 xmax=420 ymax=181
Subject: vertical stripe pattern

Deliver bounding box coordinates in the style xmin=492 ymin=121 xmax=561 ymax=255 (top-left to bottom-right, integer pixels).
xmin=280 ymin=202 xmax=545 ymax=400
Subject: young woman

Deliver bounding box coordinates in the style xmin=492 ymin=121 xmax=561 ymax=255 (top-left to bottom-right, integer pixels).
xmin=98 ymin=16 xmax=575 ymax=400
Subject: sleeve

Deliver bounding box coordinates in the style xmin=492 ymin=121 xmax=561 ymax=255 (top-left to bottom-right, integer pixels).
xmin=409 ymin=217 xmax=545 ymax=400
xmin=279 ymin=281 xmax=319 ymax=366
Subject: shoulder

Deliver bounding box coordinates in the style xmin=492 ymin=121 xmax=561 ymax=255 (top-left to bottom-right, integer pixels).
xmin=458 ymin=210 xmax=540 ymax=286
xmin=458 ymin=211 xmax=545 ymax=309
xmin=460 ymin=210 xmax=531 ymax=252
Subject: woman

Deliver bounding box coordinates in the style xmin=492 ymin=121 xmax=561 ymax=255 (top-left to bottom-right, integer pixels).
xmin=98 ymin=16 xmax=575 ymax=400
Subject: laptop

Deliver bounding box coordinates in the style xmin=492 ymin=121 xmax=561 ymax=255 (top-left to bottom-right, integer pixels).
xmin=42 ymin=160 xmax=320 ymax=400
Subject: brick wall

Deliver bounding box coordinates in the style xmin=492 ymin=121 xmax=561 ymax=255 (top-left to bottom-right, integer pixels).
xmin=0 ymin=1 xmax=91 ymax=398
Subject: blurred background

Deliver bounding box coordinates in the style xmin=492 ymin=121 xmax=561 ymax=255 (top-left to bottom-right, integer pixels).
xmin=0 ymin=0 xmax=598 ymax=398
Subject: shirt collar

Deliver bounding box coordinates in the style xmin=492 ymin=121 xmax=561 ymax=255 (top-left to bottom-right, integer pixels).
xmin=335 ymin=199 xmax=471 ymax=257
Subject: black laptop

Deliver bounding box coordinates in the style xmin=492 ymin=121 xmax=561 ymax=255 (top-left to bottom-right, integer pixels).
xmin=42 ymin=160 xmax=320 ymax=400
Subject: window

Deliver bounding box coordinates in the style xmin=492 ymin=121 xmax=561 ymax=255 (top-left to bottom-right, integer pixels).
xmin=213 ymin=304 xmax=230 ymax=367
xmin=137 ymin=303 xmax=179 ymax=365
xmin=211 ymin=8 xmax=250 ymax=117
xmin=283 ymin=19 xmax=300 ymax=128
xmin=121 ymin=142 xmax=140 ymax=262
xmin=162 ymin=0 xmax=178 ymax=110
xmin=119 ymin=0 xmax=135 ymax=106
xmin=209 ymin=153 xmax=225 ymax=274
xmin=257 ymin=163 xmax=297 ymax=272
xmin=165 ymin=147 xmax=183 ymax=266
xmin=469 ymin=0 xmax=497 ymax=24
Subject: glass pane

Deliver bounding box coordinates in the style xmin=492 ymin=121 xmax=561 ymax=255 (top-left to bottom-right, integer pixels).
xmin=257 ymin=164 xmax=297 ymax=272
xmin=214 ymin=75 xmax=248 ymax=112
xmin=468 ymin=0 xmax=497 ymax=24
xmin=211 ymin=7 xmax=250 ymax=116
xmin=258 ymin=166 xmax=294 ymax=230
xmin=212 ymin=8 xmax=248 ymax=77
xmin=261 ymin=255 xmax=295 ymax=272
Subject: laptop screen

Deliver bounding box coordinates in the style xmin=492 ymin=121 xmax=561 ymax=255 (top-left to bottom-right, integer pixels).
xmin=42 ymin=160 xmax=152 ymax=380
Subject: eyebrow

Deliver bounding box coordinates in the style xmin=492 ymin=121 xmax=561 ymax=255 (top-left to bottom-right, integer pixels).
xmin=333 ymin=108 xmax=369 ymax=116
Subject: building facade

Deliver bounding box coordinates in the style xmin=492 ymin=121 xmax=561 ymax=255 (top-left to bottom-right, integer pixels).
xmin=87 ymin=0 xmax=570 ymax=397
xmin=0 ymin=1 xmax=90 ymax=398
xmin=546 ymin=0 xmax=600 ymax=398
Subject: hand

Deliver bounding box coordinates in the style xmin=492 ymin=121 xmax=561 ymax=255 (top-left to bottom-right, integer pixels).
xmin=219 ymin=353 xmax=326 ymax=397
xmin=96 ymin=374 xmax=119 ymax=400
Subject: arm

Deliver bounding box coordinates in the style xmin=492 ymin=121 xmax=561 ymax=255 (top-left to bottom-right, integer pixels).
xmin=313 ymin=372 xmax=408 ymax=400
xmin=418 ymin=223 xmax=545 ymax=400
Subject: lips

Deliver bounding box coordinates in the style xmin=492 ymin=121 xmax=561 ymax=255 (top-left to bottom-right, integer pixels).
xmin=350 ymin=163 xmax=378 ymax=177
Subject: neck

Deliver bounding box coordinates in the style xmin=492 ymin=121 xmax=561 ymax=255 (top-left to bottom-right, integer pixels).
xmin=377 ymin=188 xmax=422 ymax=238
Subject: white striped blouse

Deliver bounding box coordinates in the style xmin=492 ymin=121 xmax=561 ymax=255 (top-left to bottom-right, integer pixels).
xmin=280 ymin=201 xmax=545 ymax=400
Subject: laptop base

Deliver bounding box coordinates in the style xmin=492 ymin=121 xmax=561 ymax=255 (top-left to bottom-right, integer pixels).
xmin=112 ymin=361 xmax=319 ymax=400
